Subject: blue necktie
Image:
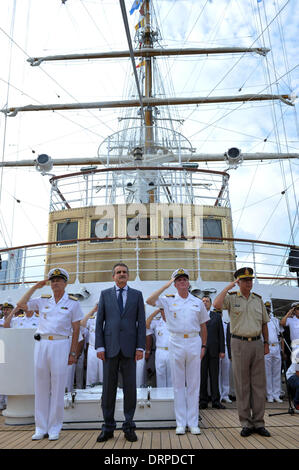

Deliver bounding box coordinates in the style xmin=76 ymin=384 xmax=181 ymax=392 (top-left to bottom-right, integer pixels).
xmin=117 ymin=288 xmax=124 ymax=314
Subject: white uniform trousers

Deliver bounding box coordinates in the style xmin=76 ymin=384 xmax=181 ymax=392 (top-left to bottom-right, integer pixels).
xmin=264 ymin=344 xmax=282 ymax=400
xmin=75 ymin=353 xmax=85 ymax=389
xmin=65 ymin=364 xmax=76 ymax=392
xmin=0 ymin=395 xmax=7 ymax=409
xmin=169 ymin=334 xmax=201 ymax=428
xmin=219 ymin=347 xmax=231 ymax=400
xmin=136 ymin=356 xmax=146 ymax=387
xmin=86 ymin=344 xmax=103 ymax=386
xmin=34 ymin=339 xmax=69 ymax=435
xmin=155 ymin=348 xmax=172 ymax=387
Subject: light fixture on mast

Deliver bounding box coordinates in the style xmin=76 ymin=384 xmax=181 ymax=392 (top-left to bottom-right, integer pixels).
xmin=35 ymin=154 xmax=53 ymax=175
xmin=224 ymin=147 xmax=243 ymax=169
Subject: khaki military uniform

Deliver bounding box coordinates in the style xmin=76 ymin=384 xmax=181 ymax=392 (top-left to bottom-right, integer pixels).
xmin=223 ymin=291 xmax=269 ymax=429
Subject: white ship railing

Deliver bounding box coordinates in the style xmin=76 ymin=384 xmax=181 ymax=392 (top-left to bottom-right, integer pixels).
xmin=49 ymin=166 xmax=230 ymax=209
xmin=0 ymin=236 xmax=298 ymax=289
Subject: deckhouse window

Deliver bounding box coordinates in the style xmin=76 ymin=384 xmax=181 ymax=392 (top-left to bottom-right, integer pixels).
xmin=164 ymin=217 xmax=186 ymax=240
xmin=90 ymin=219 xmax=113 ymax=243
xmin=203 ymin=218 xmax=223 ymax=243
xmin=126 ymin=217 xmax=150 ymax=240
xmin=56 ymin=220 xmax=78 ymax=245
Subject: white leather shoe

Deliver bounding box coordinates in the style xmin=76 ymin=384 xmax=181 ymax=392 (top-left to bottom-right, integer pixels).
xmin=32 ymin=433 xmax=45 ymax=440
xmin=175 ymin=426 xmax=185 ymax=435
xmin=48 ymin=433 xmax=60 ymax=441
xmin=267 ymin=397 xmax=274 ymax=403
xmin=274 ymin=397 xmax=283 ymax=403
xmin=189 ymin=426 xmax=201 ymax=435
xmin=222 ymin=397 xmax=232 ymax=404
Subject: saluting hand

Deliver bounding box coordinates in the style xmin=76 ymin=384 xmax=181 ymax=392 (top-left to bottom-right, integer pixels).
xmin=34 ymin=279 xmax=48 ymax=289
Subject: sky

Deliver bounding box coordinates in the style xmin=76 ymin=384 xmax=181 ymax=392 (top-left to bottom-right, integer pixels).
xmin=0 ymin=0 xmax=298 ymax=279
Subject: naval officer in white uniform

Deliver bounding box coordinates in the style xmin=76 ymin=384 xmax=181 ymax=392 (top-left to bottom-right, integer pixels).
xmin=81 ymin=304 xmax=103 ymax=387
xmin=17 ymin=268 xmax=83 ymax=441
xmin=4 ymin=306 xmax=39 ymax=329
xmin=146 ymin=308 xmax=172 ymax=387
xmin=264 ymin=301 xmax=284 ymax=403
xmin=146 ymin=268 xmax=208 ymax=435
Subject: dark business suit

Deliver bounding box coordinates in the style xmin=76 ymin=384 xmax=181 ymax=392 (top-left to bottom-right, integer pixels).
xmin=95 ymin=285 xmax=146 ymax=433
xmin=200 ymin=310 xmax=225 ymax=406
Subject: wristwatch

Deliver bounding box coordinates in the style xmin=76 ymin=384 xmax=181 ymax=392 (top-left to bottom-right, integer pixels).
xmin=263 ymin=341 xmax=269 ymax=345
xmin=201 ymin=345 xmax=207 ymax=348
xmin=69 ymin=351 xmax=76 ymax=357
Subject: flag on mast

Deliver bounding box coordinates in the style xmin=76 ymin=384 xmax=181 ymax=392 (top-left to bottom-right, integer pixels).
xmin=136 ymin=58 xmax=146 ymax=68
xmin=135 ymin=18 xmax=145 ymax=30
xmin=130 ymin=0 xmax=142 ymax=15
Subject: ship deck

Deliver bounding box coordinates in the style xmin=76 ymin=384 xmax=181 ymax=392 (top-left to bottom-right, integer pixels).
xmin=1 ymin=401 xmax=298 ymax=452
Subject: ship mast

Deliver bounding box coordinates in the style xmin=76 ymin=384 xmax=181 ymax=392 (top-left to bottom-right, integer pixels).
xmin=0 ymin=0 xmax=297 ymax=169
xmin=143 ymin=0 xmax=153 ymax=153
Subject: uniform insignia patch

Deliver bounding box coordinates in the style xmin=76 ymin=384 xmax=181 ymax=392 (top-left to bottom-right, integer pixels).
xmin=41 ymin=294 xmax=52 ymax=299
xmin=68 ymin=294 xmax=78 ymax=301
xmin=61 ymin=306 xmax=69 ymax=310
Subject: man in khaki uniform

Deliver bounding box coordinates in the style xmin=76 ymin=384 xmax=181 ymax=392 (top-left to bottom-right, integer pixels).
xmin=214 ymin=267 xmax=271 ymax=437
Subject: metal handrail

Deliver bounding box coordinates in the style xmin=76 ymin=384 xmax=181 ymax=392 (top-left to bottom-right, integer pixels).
xmin=0 ymin=236 xmax=297 ymax=288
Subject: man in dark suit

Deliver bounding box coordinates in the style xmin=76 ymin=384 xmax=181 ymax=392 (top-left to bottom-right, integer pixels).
xmin=199 ymin=296 xmax=226 ymax=409
xmin=95 ymin=263 xmax=146 ymax=443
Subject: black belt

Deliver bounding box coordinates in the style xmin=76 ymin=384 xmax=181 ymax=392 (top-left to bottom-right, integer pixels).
xmin=231 ymin=334 xmax=260 ymax=342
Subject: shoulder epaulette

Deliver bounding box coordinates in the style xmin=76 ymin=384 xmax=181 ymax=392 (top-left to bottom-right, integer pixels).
xmin=41 ymin=294 xmax=51 ymax=299
xmin=68 ymin=294 xmax=78 ymax=301
xmin=35 ymin=313 xmax=39 ymax=317
xmin=228 ymin=291 xmax=237 ymax=295
xmin=90 ymin=315 xmax=95 ymax=319
xmin=165 ymin=294 xmax=175 ymax=297
xmin=252 ymin=292 xmax=262 ymax=299
xmin=18 ymin=313 xmax=25 ymax=317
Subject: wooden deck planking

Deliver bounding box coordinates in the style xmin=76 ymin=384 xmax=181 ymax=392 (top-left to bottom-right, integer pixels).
xmin=1 ymin=405 xmax=298 ymax=450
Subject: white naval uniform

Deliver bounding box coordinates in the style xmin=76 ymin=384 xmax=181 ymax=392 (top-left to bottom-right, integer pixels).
xmin=265 ymin=315 xmax=283 ymax=401
xmin=75 ymin=326 xmax=87 ymax=389
xmin=286 ymin=316 xmax=299 ymax=351
xmin=147 ymin=316 xmax=172 ymax=387
xmin=219 ymin=320 xmax=231 ymax=401
xmin=86 ymin=315 xmax=103 ymax=386
xmin=156 ymin=293 xmax=209 ymax=428
xmin=10 ymin=313 xmax=39 ymax=329
xmin=0 ymin=317 xmax=7 ymax=408
xmin=65 ymin=327 xmax=84 ymax=392
xmin=27 ymin=292 xmax=83 ymax=436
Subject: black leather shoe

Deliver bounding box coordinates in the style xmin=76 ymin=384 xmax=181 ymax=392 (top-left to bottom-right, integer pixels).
xmin=212 ymin=402 xmax=226 ymax=409
xmin=240 ymin=427 xmax=253 ymax=437
xmin=199 ymin=403 xmax=208 ymax=409
xmin=124 ymin=429 xmax=138 ymax=442
xmin=96 ymin=430 xmax=114 ymax=442
xmin=254 ymin=427 xmax=271 ymax=437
